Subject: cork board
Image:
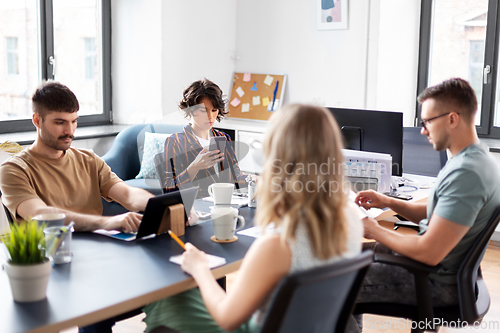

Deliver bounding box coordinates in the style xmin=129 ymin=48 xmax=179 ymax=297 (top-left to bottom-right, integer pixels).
xmin=227 ymin=72 xmax=287 ymax=121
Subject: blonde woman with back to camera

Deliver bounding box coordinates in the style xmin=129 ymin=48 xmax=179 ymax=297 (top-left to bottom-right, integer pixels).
xmin=142 ymin=104 xmax=363 ymax=332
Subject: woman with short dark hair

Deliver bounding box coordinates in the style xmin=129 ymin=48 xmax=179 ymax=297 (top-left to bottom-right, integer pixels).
xmin=163 ymin=78 xmax=246 ymax=197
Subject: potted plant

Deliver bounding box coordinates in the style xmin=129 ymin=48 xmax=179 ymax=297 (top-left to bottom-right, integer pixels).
xmin=0 ymin=220 xmax=52 ymax=302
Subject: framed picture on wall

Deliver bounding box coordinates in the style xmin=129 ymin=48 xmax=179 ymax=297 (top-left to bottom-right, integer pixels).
xmin=317 ymin=0 xmax=348 ymax=30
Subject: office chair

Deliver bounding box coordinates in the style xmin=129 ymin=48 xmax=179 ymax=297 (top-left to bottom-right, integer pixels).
xmin=151 ymin=251 xmax=373 ymax=333
xmin=3 ymin=204 xmax=13 ymax=224
xmin=0 ymin=191 xmax=14 ymax=224
xmin=260 ymin=250 xmax=373 ymax=333
xmin=354 ymin=205 xmax=500 ymax=333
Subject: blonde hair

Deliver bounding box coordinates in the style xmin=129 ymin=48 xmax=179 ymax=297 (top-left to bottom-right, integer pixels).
xmin=256 ymin=104 xmax=349 ymax=259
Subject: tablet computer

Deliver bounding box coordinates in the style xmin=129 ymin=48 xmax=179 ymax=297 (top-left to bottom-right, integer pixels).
xmin=94 ymin=187 xmax=199 ymax=241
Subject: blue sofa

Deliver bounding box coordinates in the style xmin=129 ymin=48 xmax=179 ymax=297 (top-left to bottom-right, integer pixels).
xmin=100 ymin=123 xmax=184 ymax=215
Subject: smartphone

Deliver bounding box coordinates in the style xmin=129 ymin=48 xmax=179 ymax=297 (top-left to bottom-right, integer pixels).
xmin=209 ymin=136 xmax=227 ymax=153
xmin=383 ymin=192 xmax=413 ymax=201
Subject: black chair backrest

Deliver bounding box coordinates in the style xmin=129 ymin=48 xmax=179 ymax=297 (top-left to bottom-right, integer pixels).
xmin=402 ymin=127 xmax=447 ymax=177
xmin=259 ymin=250 xmax=373 ymax=333
xmin=457 ymin=204 xmax=500 ymax=322
xmin=3 ymin=204 xmax=13 ymax=224
xmin=0 ymin=190 xmax=14 ymax=224
xmin=154 ymin=152 xmax=167 ymax=194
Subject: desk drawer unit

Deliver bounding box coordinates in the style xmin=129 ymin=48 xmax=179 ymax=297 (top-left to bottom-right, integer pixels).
xmin=237 ymin=130 xmax=265 ymax=174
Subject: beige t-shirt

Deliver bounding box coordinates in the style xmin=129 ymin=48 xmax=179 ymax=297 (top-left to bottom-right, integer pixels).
xmin=0 ymin=147 xmax=122 ymax=220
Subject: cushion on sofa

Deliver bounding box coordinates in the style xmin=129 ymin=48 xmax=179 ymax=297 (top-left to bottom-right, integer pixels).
xmin=135 ymin=132 xmax=171 ymax=179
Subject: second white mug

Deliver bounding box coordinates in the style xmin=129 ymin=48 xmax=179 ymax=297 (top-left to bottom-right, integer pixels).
xmin=210 ymin=207 xmax=245 ymax=240
xmin=208 ymin=183 xmax=234 ymax=205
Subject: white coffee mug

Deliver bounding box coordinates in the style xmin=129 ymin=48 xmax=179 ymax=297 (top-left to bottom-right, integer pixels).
xmin=208 ymin=183 xmax=234 ymax=205
xmin=210 ymin=207 xmax=245 ymax=240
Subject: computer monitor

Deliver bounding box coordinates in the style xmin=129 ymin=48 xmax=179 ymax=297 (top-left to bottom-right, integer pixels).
xmin=402 ymin=127 xmax=447 ymax=177
xmin=327 ymin=107 xmax=404 ymax=176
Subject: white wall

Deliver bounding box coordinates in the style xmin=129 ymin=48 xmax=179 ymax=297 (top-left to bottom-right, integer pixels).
xmin=111 ymin=0 xmax=422 ymax=126
xmin=370 ymin=0 xmax=421 ymax=126
xmin=235 ymin=0 xmax=370 ymax=109
xmin=112 ymin=0 xmax=236 ymax=125
xmin=161 ymin=0 xmax=237 ymax=124
xmin=111 ymin=0 xmax=162 ymax=124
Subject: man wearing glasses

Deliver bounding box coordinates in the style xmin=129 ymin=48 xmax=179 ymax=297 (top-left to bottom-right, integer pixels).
xmin=350 ymin=78 xmax=500 ymax=330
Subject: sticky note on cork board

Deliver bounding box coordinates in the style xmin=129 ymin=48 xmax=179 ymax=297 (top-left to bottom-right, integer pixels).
xmin=228 ymin=72 xmax=286 ymax=120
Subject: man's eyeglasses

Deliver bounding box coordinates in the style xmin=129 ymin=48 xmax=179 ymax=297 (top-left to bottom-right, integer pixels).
xmin=420 ymin=112 xmax=459 ymax=129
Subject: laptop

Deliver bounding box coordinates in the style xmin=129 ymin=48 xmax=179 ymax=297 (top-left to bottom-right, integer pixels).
xmin=94 ymin=187 xmax=199 ymax=241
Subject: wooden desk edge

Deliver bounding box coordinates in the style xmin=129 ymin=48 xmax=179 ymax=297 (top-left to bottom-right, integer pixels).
xmin=374 ymin=196 xmax=427 ymax=221
xmin=27 ymin=260 xmax=243 ymax=333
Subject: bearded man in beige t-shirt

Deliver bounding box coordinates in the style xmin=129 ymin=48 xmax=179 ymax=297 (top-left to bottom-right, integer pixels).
xmin=0 ymin=80 xmax=201 ymax=333
xmin=1 ymin=81 xmax=155 ymax=233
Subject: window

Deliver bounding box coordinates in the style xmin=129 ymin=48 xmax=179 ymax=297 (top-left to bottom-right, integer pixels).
xmin=418 ymin=0 xmax=500 ymax=137
xmin=84 ymin=38 xmax=96 ymax=80
xmin=6 ymin=37 xmax=19 ymax=75
xmin=0 ymin=0 xmax=111 ymax=133
xmin=469 ymin=40 xmax=485 ymax=109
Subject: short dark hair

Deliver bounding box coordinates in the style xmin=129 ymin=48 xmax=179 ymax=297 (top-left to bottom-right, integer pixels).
xmin=417 ymin=78 xmax=477 ymax=122
xmin=179 ymin=78 xmax=228 ymax=122
xmin=32 ymin=81 xmax=79 ymax=119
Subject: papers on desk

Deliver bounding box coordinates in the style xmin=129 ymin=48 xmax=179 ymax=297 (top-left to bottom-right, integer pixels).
xmin=350 ymin=202 xmax=387 ymax=220
xmin=169 ymin=254 xmax=226 ymax=269
xmin=351 ymin=201 xmax=369 ymax=220
xmin=202 ymin=195 xmax=248 ymax=207
xmin=237 ymin=223 xmax=276 ymax=239
xmin=347 ymin=190 xmax=390 ymax=220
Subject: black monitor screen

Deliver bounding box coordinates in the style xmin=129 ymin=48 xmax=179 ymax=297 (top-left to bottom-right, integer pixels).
xmin=327 ymin=107 xmax=403 ymax=176
xmin=402 ymin=127 xmax=447 ymax=177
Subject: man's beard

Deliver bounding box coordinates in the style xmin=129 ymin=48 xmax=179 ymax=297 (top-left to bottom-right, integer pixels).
xmin=43 ymin=133 xmax=74 ymax=151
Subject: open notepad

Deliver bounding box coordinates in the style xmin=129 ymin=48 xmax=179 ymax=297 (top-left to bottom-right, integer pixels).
xmin=169 ymin=254 xmax=226 ymax=269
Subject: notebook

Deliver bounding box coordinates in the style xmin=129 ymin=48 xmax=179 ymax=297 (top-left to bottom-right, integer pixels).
xmin=169 ymin=254 xmax=226 ymax=269
xmin=94 ymin=187 xmax=199 ymax=241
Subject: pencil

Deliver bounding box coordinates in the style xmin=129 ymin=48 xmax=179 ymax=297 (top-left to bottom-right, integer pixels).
xmin=168 ymin=230 xmax=186 ymax=250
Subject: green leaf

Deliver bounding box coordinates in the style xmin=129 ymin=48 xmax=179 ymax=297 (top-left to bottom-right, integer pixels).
xmin=0 ymin=219 xmax=48 ymax=265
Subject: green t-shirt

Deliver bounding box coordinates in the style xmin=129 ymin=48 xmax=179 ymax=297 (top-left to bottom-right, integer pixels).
xmin=418 ymin=143 xmax=500 ymax=284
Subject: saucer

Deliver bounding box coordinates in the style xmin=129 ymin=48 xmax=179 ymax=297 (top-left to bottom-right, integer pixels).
xmin=210 ymin=235 xmax=238 ymax=243
xmin=209 ymin=205 xmax=232 ymax=209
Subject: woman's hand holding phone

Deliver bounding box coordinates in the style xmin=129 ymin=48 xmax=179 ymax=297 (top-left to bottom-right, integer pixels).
xmin=209 ymin=136 xmax=227 ymax=154
xmin=191 ymin=148 xmax=224 ymax=172
xmin=186 ymin=137 xmax=226 ymax=181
